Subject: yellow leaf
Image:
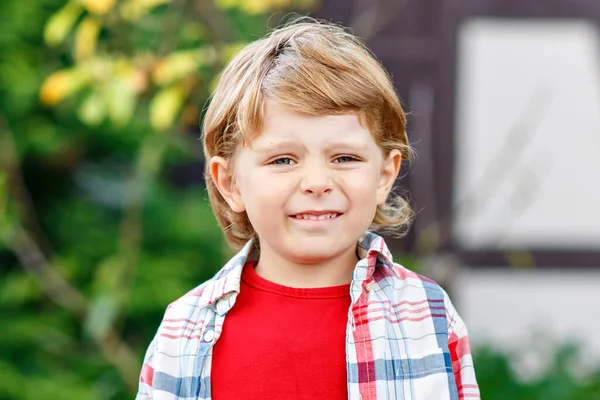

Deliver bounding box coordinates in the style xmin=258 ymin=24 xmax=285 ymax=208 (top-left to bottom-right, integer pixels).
xmin=44 ymin=1 xmax=83 ymax=46
xmin=212 ymin=0 xmax=312 ymax=13
xmin=120 ymin=0 xmax=172 ymax=21
xmin=241 ymin=0 xmax=272 ymax=14
xmin=39 ymin=69 xmax=88 ymax=106
xmin=149 ymin=86 xmax=185 ymax=131
xmin=74 ymin=17 xmax=100 ymax=61
xmin=81 ymin=0 xmax=116 ymax=15
xmin=152 ymin=48 xmax=216 ymax=86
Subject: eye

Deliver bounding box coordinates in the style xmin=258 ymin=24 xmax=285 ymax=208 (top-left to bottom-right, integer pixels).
xmin=333 ymin=155 xmax=359 ymax=163
xmin=269 ymin=157 xmax=296 ymax=165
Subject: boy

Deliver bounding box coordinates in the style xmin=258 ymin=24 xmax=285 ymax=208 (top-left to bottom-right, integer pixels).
xmin=136 ymin=18 xmax=479 ymax=400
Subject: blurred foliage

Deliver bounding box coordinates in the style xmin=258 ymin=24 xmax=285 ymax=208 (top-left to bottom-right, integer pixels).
xmin=0 ymin=0 xmax=313 ymax=398
xmin=1 ymin=0 xmax=599 ymax=399
xmin=475 ymin=343 xmax=600 ymax=400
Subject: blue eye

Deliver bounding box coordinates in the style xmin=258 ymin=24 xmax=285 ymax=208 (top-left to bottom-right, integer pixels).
xmin=271 ymin=157 xmax=295 ymax=165
xmin=333 ymin=155 xmax=358 ymax=163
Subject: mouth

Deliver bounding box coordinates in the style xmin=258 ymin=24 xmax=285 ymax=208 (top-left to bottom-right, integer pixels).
xmin=290 ymin=211 xmax=343 ymax=221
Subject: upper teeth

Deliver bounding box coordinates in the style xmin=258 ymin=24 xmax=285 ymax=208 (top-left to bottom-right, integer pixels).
xmin=295 ymin=213 xmax=338 ymax=220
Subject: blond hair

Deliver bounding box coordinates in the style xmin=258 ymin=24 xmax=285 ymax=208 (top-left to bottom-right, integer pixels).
xmin=202 ymin=17 xmax=412 ymax=249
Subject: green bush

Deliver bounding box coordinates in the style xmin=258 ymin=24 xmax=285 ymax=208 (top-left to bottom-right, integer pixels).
xmin=475 ymin=343 xmax=600 ymax=400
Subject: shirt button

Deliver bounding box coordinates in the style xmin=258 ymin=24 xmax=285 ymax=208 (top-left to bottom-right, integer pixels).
xmin=203 ymin=329 xmax=215 ymax=342
xmin=366 ymin=281 xmax=374 ymax=291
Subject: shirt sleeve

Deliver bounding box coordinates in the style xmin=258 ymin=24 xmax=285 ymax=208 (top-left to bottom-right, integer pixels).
xmin=135 ymin=337 xmax=157 ymax=399
xmin=447 ymin=304 xmax=481 ymax=400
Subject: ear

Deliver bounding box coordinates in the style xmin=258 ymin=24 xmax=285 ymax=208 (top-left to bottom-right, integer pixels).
xmin=209 ymin=156 xmax=245 ymax=213
xmin=376 ymin=149 xmax=402 ymax=205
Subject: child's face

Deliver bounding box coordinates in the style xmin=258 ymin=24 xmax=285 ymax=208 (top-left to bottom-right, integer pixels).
xmin=212 ymin=102 xmax=401 ymax=266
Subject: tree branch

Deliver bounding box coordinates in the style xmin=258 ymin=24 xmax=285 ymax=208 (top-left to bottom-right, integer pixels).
xmin=0 ymin=116 xmax=54 ymax=258
xmin=0 ymin=115 xmax=142 ymax=393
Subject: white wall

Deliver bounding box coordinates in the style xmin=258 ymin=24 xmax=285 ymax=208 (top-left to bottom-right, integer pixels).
xmin=451 ymin=19 xmax=600 ymax=377
xmin=453 ymin=19 xmax=600 ymax=250
xmin=456 ymin=269 xmax=600 ymax=376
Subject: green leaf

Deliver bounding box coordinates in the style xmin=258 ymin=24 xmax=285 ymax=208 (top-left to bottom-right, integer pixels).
xmin=78 ymin=90 xmax=106 ymax=126
xmin=92 ymin=255 xmax=125 ymax=295
xmin=120 ymin=0 xmax=173 ymax=21
xmin=0 ymin=359 xmax=24 ymax=398
xmin=0 ymin=273 xmax=39 ymax=306
xmin=43 ymin=0 xmax=83 ymax=46
xmin=106 ymin=77 xmax=137 ymax=127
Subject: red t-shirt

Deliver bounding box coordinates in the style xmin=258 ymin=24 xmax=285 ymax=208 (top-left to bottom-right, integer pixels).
xmin=211 ymin=261 xmax=351 ymax=400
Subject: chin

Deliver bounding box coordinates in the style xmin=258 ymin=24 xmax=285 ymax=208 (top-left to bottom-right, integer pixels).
xmin=289 ymin=252 xmax=337 ymax=265
xmin=284 ymin=242 xmax=349 ymax=264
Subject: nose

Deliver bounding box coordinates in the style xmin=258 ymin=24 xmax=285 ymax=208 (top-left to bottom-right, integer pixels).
xmin=299 ymin=160 xmax=332 ymax=196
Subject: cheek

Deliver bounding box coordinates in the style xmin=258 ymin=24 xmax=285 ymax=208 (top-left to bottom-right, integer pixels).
xmin=340 ymin=169 xmax=380 ymax=198
xmin=239 ymin=176 xmax=293 ymax=237
xmin=238 ymin=171 xmax=291 ymax=211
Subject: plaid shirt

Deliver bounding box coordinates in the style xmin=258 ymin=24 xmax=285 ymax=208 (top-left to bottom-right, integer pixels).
xmin=136 ymin=232 xmax=480 ymax=399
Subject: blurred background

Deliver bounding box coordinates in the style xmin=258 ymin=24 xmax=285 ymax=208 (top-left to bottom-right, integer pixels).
xmin=1 ymin=0 xmax=599 ymax=398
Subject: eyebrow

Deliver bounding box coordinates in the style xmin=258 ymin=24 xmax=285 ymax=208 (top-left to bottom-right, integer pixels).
xmin=254 ymin=139 xmax=369 ymax=153
xmin=253 ymin=140 xmax=302 ymax=153
xmin=324 ymin=140 xmax=369 ymax=150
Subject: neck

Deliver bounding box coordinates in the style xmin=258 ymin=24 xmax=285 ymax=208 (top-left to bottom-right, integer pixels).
xmin=253 ymin=244 xmax=358 ymax=288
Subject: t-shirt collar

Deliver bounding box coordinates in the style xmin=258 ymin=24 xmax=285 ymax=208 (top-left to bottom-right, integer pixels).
xmin=198 ymin=231 xmax=395 ymax=313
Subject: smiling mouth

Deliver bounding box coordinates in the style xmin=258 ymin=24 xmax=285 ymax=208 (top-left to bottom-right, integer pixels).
xmin=290 ymin=212 xmax=342 ymax=220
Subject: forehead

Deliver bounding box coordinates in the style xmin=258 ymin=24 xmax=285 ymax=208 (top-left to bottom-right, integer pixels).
xmin=249 ymin=103 xmax=378 ymax=149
